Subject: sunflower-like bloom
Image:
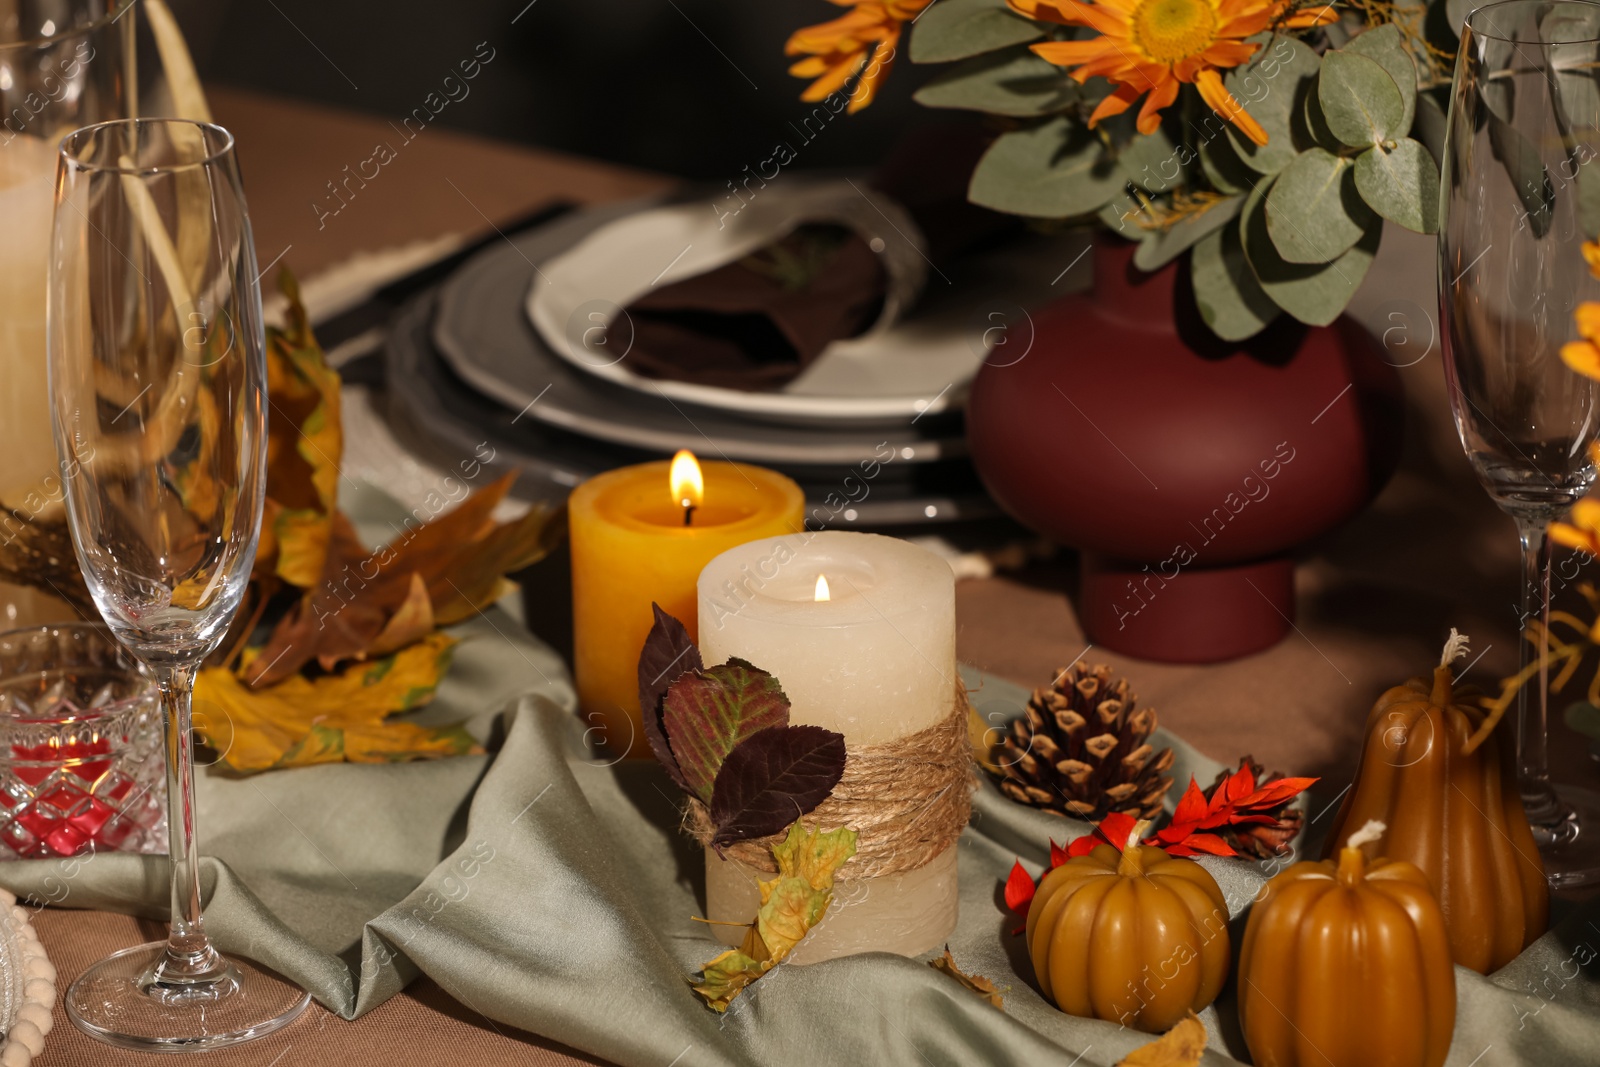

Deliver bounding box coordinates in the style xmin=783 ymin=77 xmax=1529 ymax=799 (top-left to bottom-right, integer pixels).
xmin=1009 ymin=0 xmax=1337 ymax=144
xmin=1562 ymin=241 xmax=1600 ymax=381
xmin=786 ymin=0 xmax=934 ymax=113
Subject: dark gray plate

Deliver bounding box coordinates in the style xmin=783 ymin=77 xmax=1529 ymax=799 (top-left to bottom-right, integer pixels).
xmin=385 ymin=292 xmax=998 ymax=525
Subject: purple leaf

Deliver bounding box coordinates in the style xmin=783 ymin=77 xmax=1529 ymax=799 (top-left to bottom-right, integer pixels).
xmin=637 ymin=603 xmax=700 ymax=789
xmin=663 ymin=662 xmax=790 ymax=803
xmin=709 ymin=725 xmax=847 ymax=849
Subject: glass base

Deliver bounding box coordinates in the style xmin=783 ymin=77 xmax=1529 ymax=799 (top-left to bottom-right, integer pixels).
xmin=1525 ymin=784 xmax=1600 ymax=889
xmin=65 ymin=942 xmax=309 ymax=1052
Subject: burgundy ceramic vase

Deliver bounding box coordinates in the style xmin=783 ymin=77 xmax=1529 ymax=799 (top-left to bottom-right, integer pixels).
xmin=966 ymin=237 xmax=1403 ymax=663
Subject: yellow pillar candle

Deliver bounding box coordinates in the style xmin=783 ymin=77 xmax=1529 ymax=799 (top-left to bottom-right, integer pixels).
xmin=568 ymin=453 xmax=803 ymax=756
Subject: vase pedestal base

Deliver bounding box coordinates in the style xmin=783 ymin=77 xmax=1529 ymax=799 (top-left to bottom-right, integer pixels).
xmin=1079 ymin=553 xmax=1294 ymax=663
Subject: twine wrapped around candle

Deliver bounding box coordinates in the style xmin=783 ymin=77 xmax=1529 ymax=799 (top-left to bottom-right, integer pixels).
xmin=685 ymin=682 xmax=977 ymax=879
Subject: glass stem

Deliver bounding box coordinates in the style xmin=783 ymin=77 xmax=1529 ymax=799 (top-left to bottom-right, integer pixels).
xmin=153 ymin=663 xmax=225 ymax=985
xmin=1514 ymin=516 xmax=1560 ymax=822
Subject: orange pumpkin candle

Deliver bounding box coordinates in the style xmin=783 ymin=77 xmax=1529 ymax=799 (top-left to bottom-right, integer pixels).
xmin=1025 ymin=819 xmax=1230 ymax=1032
xmin=1240 ymin=821 xmax=1456 ymax=1067
xmin=568 ymin=452 xmax=803 ymax=755
xmin=1324 ymin=630 xmax=1548 ymax=972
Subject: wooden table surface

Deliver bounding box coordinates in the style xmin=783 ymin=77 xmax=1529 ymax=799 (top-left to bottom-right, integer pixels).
xmin=29 ymin=85 xmax=1600 ymax=1066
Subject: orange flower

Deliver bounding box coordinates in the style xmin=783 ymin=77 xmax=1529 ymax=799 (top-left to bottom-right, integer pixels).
xmin=1562 ymin=241 xmax=1600 ymax=381
xmin=786 ymin=0 xmax=934 ymax=113
xmin=1552 ymin=496 xmax=1600 ymax=557
xmin=1009 ymin=0 xmax=1336 ymax=144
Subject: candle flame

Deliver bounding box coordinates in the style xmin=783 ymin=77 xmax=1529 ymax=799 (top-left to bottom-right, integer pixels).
xmin=670 ymin=450 xmax=704 ymax=510
xmin=814 ymin=574 xmax=831 ymax=602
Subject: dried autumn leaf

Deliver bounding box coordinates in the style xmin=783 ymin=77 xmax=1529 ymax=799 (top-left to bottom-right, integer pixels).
xmin=243 ymin=475 xmax=562 ymax=687
xmin=708 ymin=724 xmax=846 ymax=849
xmin=929 ymin=947 xmax=1004 ymax=1010
xmin=1116 ymin=1011 xmax=1207 ymax=1066
xmin=664 ymin=660 xmax=791 ymax=803
xmin=258 ymin=270 xmax=342 ymax=589
xmin=195 ymin=631 xmax=474 ymax=772
xmin=691 ymin=823 xmax=857 ymax=1011
xmin=692 ymin=949 xmax=766 ymax=1013
xmin=369 ymin=572 xmax=435 ymax=656
xmin=769 ymin=819 xmax=857 ymax=893
xmin=637 ymin=604 xmax=701 ymax=788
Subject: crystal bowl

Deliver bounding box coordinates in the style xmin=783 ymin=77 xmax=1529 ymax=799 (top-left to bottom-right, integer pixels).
xmin=0 ymin=624 xmax=164 ymax=858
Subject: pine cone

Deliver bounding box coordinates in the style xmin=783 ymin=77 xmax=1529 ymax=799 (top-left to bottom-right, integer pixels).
xmin=1205 ymin=755 xmax=1305 ymax=859
xmin=995 ymin=663 xmax=1175 ymax=821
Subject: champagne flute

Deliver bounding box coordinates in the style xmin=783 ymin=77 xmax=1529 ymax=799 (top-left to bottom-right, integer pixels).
xmin=48 ymin=118 xmax=310 ymax=1048
xmin=1441 ymin=0 xmax=1600 ymax=887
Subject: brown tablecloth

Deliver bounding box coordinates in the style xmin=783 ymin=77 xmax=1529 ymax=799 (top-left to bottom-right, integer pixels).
xmin=25 ymin=87 xmax=1598 ymax=1066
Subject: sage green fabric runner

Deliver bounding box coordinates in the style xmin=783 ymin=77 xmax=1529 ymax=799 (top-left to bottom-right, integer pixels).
xmin=1 ymin=481 xmax=1597 ymax=1065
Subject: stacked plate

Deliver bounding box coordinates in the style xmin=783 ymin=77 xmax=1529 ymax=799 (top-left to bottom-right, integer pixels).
xmin=384 ymin=195 xmax=1084 ymax=527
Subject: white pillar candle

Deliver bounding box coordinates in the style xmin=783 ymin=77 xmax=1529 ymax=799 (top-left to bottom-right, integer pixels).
xmin=696 ymin=530 xmax=960 ymax=962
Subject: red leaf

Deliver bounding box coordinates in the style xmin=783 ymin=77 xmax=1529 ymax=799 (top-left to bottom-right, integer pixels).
xmin=1048 ymin=839 xmax=1069 ymax=869
xmin=1064 ymin=811 xmax=1141 ymax=856
xmin=1096 ymin=811 xmax=1138 ymax=850
xmin=1005 ymin=860 xmax=1036 ymax=915
xmin=1224 ymin=762 xmax=1257 ymax=803
xmin=636 ymin=604 xmax=701 ymax=790
xmin=1240 ymin=776 xmax=1318 ymax=809
xmin=663 ymin=660 xmax=790 ymax=804
xmin=1174 ymin=832 xmax=1238 ymax=857
xmin=1170 ymin=777 xmax=1209 ymax=828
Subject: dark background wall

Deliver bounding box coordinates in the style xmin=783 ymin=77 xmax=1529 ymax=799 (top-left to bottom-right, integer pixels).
xmin=175 ymin=0 xmax=946 ymax=179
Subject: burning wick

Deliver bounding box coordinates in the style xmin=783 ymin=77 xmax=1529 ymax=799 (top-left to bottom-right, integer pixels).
xmin=669 ymin=449 xmax=703 ymax=528
xmin=814 ymin=574 xmax=831 ymax=602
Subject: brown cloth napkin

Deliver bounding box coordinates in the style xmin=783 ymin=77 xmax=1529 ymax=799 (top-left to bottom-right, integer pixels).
xmin=620 ymin=124 xmax=1010 ymax=392
xmin=624 ymin=225 xmax=886 ymax=391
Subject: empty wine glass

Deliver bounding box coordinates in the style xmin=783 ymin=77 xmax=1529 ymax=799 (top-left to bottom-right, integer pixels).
xmin=48 ymin=118 xmax=309 ymax=1048
xmin=1441 ymin=0 xmax=1600 ymax=887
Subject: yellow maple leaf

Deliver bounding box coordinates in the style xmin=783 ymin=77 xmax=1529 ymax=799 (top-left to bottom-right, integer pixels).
xmin=771 ymin=822 xmax=858 ymax=893
xmin=692 ymin=824 xmax=857 ymax=1011
xmin=194 ymin=631 xmax=475 ymax=772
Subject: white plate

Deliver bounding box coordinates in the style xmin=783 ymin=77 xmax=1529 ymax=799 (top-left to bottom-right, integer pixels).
xmin=525 ymin=181 xmax=1087 ymax=426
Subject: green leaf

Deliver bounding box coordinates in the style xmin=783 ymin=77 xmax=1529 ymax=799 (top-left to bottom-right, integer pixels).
xmin=1243 ymin=177 xmax=1380 ymax=326
xmin=1225 ymin=36 xmax=1321 ymax=176
xmin=1354 ymin=138 xmax=1440 ymax=234
xmin=1301 ymin=86 xmax=1342 ymax=152
xmin=909 ymin=0 xmax=1045 ymax=63
xmin=1564 ymin=701 xmax=1600 ymax=742
xmin=1192 ymin=223 xmax=1278 ymax=341
xmin=1319 ymin=51 xmax=1406 ymax=148
xmin=1488 ymin=113 xmax=1555 ymax=238
xmin=968 ymin=117 xmax=1126 ymax=218
xmin=1345 ymin=24 xmax=1418 ymax=134
xmin=1119 ymin=127 xmax=1192 ymax=193
xmin=1199 ymin=132 xmax=1258 ymax=194
xmin=1266 ymin=147 xmax=1374 ymax=264
xmin=663 ymin=660 xmax=791 ymax=803
xmin=1413 ymin=90 xmax=1448 ymax=165
xmin=1133 ymin=195 xmax=1244 ymax=272
xmin=913 ymin=46 xmax=1077 ymax=116
xmin=1580 ymin=165 xmax=1600 ymax=238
